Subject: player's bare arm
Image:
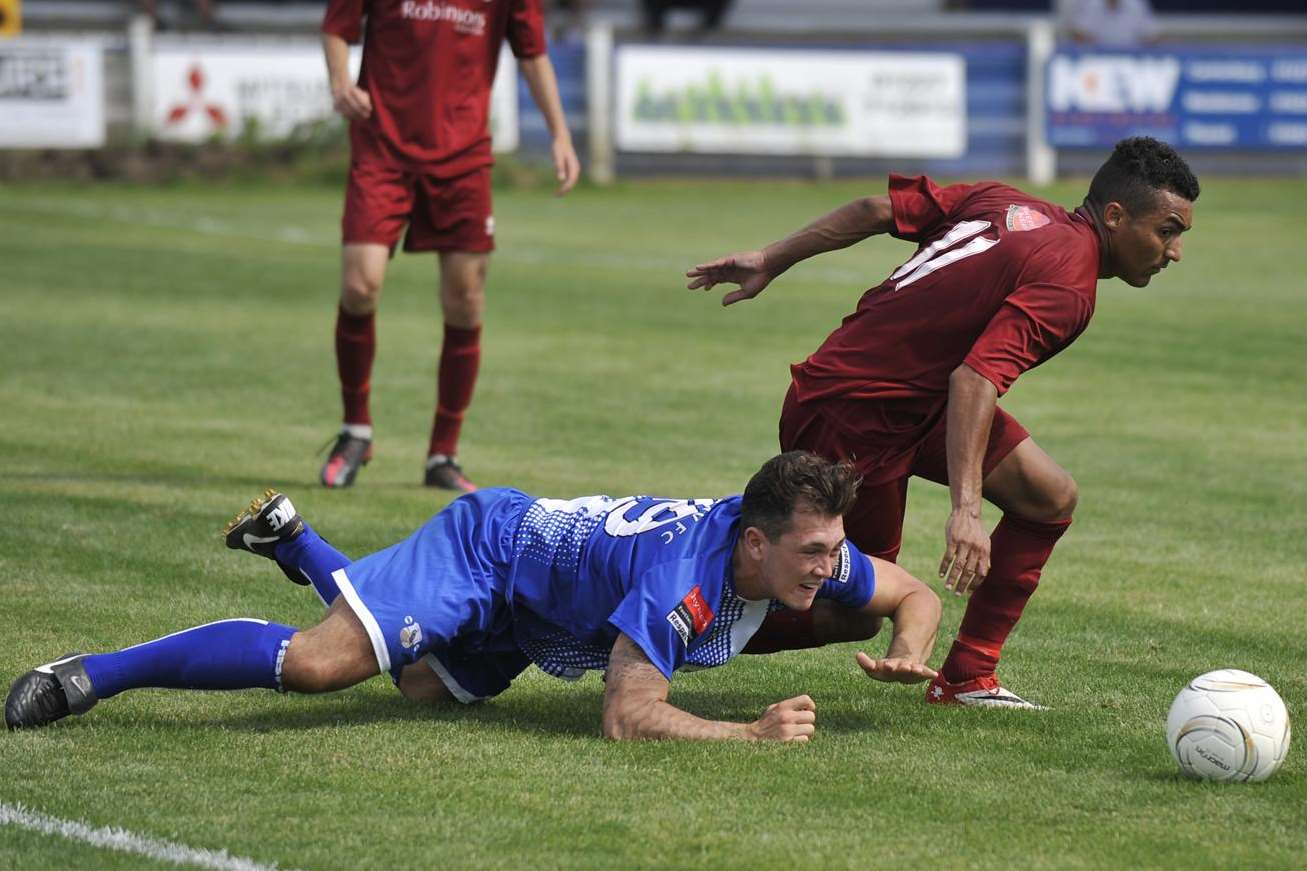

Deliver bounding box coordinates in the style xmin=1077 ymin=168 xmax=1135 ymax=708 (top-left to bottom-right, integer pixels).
xmin=321 ymin=32 xmax=371 ymax=121
xmin=519 ymin=55 xmax=580 ymax=196
xmin=939 ymin=364 xmax=999 ymax=596
xmin=686 ymin=195 xmax=894 ymax=305
xmin=602 ymin=634 xmax=816 ymax=742
xmin=854 ymin=556 xmax=941 ymax=684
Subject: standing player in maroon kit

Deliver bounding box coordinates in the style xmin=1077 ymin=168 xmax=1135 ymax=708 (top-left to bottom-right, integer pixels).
xmin=320 ymin=0 xmax=581 ymax=492
xmin=687 ymin=138 xmax=1199 ymax=707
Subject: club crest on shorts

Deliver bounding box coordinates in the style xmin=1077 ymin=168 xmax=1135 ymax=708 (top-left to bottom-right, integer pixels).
xmin=485 ymin=215 xmax=495 ymax=237
xmin=1005 ymin=204 xmax=1051 ymax=232
xmin=399 ymin=616 xmax=423 ymax=650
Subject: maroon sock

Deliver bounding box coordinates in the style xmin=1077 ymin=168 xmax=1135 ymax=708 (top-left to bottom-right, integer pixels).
xmin=428 ymin=324 xmax=481 ymax=458
xmin=941 ymin=514 xmax=1072 ymax=683
xmin=335 ymin=306 xmax=376 ymax=426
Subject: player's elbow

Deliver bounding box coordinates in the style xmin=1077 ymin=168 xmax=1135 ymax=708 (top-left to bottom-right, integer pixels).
xmin=948 ymin=363 xmax=989 ymax=390
xmin=862 ymin=195 xmax=895 ymax=233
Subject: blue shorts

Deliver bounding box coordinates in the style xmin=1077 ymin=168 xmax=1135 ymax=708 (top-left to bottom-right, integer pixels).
xmin=333 ymin=488 xmax=533 ymax=702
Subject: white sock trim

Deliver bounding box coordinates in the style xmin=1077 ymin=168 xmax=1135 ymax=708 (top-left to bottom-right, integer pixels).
xmin=342 ymin=423 xmax=373 ymax=440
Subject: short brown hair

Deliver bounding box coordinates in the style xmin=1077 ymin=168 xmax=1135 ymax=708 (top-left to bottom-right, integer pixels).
xmin=740 ymin=452 xmax=861 ymax=541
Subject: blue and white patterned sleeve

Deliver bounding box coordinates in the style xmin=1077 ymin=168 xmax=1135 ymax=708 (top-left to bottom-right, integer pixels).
xmin=815 ymin=540 xmax=876 ymax=610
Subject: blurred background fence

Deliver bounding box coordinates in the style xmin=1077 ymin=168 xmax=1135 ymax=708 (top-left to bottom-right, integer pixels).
xmin=5 ymin=0 xmax=1306 ymax=181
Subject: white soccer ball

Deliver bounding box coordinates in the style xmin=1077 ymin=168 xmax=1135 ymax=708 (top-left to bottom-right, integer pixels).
xmin=1166 ymin=669 xmax=1291 ymax=782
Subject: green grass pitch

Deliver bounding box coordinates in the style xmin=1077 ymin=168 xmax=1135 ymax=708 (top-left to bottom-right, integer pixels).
xmin=0 ymin=173 xmax=1303 ymax=869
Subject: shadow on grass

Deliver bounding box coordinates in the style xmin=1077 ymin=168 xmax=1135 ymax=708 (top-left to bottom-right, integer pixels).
xmin=116 ymin=685 xmax=606 ymax=739
xmin=77 ymin=680 xmax=901 ymax=741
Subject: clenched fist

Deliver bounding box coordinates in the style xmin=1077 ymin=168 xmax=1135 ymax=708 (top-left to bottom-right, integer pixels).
xmin=748 ymin=694 xmax=817 ymax=742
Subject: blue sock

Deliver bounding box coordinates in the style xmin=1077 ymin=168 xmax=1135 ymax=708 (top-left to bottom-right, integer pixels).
xmin=274 ymin=526 xmax=351 ymax=606
xmin=81 ymin=619 xmax=297 ymax=700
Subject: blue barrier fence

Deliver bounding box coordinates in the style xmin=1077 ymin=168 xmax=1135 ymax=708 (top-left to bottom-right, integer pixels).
xmin=516 ymin=36 xmax=1032 ymax=177
xmin=514 ymin=35 xmax=1306 ymax=178
xmin=1048 ymin=44 xmax=1307 ymax=150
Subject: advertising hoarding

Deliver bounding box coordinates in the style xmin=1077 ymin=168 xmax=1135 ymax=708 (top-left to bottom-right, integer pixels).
xmin=151 ymin=43 xmax=518 ymax=149
xmin=1047 ymin=46 xmax=1307 ymax=149
xmin=615 ymin=46 xmax=967 ymax=158
xmin=0 ymin=40 xmax=104 ymax=148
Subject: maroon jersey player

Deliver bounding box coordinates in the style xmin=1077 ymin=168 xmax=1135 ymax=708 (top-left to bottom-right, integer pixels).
xmin=687 ymin=137 xmax=1199 ymax=707
xmin=319 ymin=0 xmax=580 ymax=492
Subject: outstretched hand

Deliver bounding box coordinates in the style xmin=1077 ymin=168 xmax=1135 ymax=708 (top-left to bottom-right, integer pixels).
xmin=686 ymin=250 xmax=775 ymax=306
xmin=855 ymin=652 xmax=938 ymax=684
xmin=748 ymin=694 xmax=817 ymax=742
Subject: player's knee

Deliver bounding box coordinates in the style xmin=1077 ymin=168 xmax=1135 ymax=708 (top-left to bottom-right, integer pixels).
xmin=1044 ymin=472 xmax=1078 ymax=519
xmin=340 ymin=273 xmax=382 ymax=314
xmin=845 ymin=612 xmax=885 ymax=642
xmin=440 ymin=280 xmax=485 ymax=324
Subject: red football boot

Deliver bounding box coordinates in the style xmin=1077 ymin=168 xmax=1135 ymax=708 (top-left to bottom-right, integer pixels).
xmin=925 ymin=672 xmax=1046 ymax=709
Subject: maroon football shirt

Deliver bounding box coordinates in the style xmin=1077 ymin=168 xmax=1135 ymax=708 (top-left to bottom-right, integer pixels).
xmin=791 ymin=174 xmax=1102 ymax=405
xmin=323 ymin=0 xmax=547 ymax=176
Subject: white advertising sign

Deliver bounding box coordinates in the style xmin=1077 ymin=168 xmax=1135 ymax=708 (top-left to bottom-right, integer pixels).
xmin=615 ymin=46 xmax=966 ymax=158
xmin=151 ymin=43 xmax=357 ymax=142
xmin=0 ymin=40 xmax=105 ymax=148
xmin=151 ymin=42 xmax=518 ymax=150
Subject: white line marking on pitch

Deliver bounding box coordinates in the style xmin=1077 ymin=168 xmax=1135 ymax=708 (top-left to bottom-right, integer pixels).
xmin=0 ymin=802 xmax=297 ymax=871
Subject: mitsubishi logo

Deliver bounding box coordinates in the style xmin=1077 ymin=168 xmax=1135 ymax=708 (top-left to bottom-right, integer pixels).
xmin=164 ymin=64 xmax=229 ymax=131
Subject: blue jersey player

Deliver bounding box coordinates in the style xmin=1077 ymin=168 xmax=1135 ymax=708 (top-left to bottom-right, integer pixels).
xmin=6 ymin=453 xmax=941 ymax=742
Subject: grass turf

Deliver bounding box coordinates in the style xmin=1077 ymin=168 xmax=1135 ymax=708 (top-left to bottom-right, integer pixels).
xmin=0 ymin=175 xmax=1303 ymax=869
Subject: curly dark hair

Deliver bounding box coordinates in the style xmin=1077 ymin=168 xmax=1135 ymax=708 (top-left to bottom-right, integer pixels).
xmin=739 ymin=452 xmax=861 ymax=541
xmin=1086 ymin=136 xmax=1200 ymax=215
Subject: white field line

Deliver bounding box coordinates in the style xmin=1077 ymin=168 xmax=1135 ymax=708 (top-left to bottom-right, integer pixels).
xmin=0 ymin=802 xmax=297 ymax=871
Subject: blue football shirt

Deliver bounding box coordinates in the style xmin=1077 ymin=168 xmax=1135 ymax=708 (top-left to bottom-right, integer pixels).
xmin=505 ymin=494 xmax=877 ymax=680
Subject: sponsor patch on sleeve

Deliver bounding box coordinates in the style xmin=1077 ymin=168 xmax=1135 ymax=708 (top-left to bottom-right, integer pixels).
xmin=665 ymin=585 xmax=714 ymax=647
xmin=1005 ymin=204 xmax=1051 ymax=232
xmin=830 ymin=542 xmax=853 ymax=584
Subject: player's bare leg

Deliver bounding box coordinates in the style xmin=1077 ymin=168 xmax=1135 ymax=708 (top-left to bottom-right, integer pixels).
xmin=928 ymin=437 xmax=1075 ymax=708
xmin=982 ymin=438 xmax=1079 ymax=524
xmin=280 ymin=599 xmax=380 ymax=693
xmin=341 ymin=243 xmax=390 ymax=316
xmin=323 ymin=243 xmax=390 ymax=488
xmin=426 ymin=251 xmax=488 ymax=493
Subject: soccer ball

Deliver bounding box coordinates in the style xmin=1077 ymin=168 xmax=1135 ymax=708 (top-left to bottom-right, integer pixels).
xmin=1166 ymin=669 xmax=1291 ymax=782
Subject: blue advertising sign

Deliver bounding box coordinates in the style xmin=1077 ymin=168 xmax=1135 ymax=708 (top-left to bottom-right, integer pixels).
xmin=1046 ymin=45 xmax=1307 ymax=149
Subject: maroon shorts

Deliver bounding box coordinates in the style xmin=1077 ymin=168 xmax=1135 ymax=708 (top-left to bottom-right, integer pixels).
xmin=779 ymin=383 xmax=1030 ymax=561
xmin=342 ymin=159 xmax=494 ymax=254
